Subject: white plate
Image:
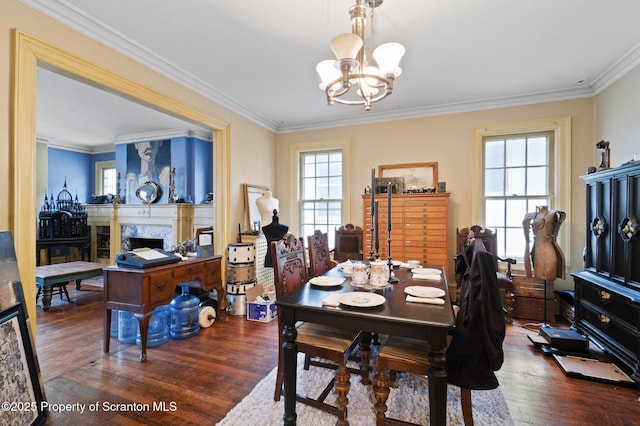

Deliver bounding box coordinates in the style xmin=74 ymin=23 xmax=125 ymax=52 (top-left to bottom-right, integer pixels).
xmin=412 ymin=273 xmax=442 ymax=281
xmin=309 ymin=276 xmax=345 ymax=287
xmin=412 ymin=267 xmax=442 ymax=275
xmin=337 ymin=292 xmax=386 ymax=308
xmin=404 ymin=286 xmax=445 ymax=298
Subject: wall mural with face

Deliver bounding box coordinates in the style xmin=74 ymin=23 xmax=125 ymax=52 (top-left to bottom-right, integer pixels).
xmin=125 ymin=140 xmax=171 ymax=204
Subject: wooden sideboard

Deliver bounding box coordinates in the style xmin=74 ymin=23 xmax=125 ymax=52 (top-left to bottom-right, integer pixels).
xmin=103 ymin=255 xmax=222 ymax=361
xmin=572 ymin=162 xmax=640 ymax=386
xmin=362 ymin=193 xmax=449 ymax=277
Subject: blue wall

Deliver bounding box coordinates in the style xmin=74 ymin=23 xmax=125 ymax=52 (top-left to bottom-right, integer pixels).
xmin=48 ymin=148 xmax=94 ymax=204
xmin=47 ymin=136 xmax=212 ymax=205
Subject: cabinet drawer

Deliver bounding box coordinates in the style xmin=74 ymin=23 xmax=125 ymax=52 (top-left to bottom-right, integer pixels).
xmin=172 ymin=262 xmax=205 ymax=281
xmin=579 ymin=303 xmax=637 ymax=357
xmin=579 ymin=280 xmax=639 ymax=326
xmin=148 ymin=270 xmax=175 ymax=305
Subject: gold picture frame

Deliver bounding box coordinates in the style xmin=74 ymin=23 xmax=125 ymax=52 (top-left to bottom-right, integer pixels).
xmin=243 ymin=183 xmax=270 ymax=233
xmin=378 ymin=162 xmax=439 ymax=192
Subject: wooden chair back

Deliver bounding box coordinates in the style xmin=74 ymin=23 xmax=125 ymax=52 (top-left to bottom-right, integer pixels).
xmin=334 ymin=224 xmax=363 ymax=262
xmin=455 ymin=225 xmax=515 ymax=324
xmin=307 ymin=230 xmax=337 ymax=278
xmin=271 ymin=233 xmax=308 ymax=299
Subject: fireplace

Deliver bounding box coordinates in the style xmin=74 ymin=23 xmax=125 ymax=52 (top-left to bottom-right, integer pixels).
xmin=129 ymin=237 xmax=164 ymax=251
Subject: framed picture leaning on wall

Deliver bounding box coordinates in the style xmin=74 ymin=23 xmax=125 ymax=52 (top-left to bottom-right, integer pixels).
xmin=0 ymin=302 xmax=47 ymax=425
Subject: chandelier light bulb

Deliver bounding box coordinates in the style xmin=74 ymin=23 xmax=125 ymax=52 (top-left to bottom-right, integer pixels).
xmin=373 ymin=42 xmax=405 ymax=77
xmin=316 ymin=60 xmax=341 ymax=90
xmin=330 ymin=33 xmax=363 ymax=61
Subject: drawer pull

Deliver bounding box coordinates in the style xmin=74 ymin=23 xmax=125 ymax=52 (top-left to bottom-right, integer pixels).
xmin=158 ymin=282 xmax=166 ymax=290
xmin=187 ymin=267 xmax=193 ymax=274
xmin=599 ymin=290 xmax=611 ymax=303
xmin=598 ymin=314 xmax=611 ymax=329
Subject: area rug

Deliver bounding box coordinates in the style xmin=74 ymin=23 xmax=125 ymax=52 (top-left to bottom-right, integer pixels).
xmin=218 ymin=354 xmax=513 ymax=426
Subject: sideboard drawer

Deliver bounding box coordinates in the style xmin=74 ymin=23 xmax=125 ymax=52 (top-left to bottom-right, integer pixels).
xmin=172 ymin=261 xmax=205 ymax=281
xmin=579 ymin=302 xmax=637 ymax=359
xmin=580 ymin=280 xmax=638 ymax=327
xmin=148 ymin=270 xmax=175 ymax=305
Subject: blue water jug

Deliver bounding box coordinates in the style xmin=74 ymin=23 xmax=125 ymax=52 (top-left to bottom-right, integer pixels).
xmin=170 ymin=285 xmax=200 ymax=339
xmin=137 ymin=305 xmax=170 ymax=347
xmin=118 ymin=311 xmax=139 ymax=344
xmin=110 ymin=309 xmax=119 ymax=338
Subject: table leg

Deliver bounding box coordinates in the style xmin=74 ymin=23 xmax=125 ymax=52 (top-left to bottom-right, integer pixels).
xmin=75 ymin=279 xmax=82 ymax=290
xmin=42 ymin=285 xmax=53 ymax=311
xmin=282 ymin=323 xmax=297 ymax=425
xmin=104 ymin=308 xmax=112 ymax=353
xmin=428 ymin=347 xmax=447 ymax=426
xmin=135 ymin=313 xmax=152 ymax=362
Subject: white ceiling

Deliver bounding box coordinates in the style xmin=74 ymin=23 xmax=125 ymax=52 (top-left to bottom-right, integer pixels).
xmin=25 ymin=0 xmax=640 ymax=152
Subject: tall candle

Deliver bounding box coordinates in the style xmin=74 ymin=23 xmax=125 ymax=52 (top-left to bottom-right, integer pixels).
xmin=387 ymin=182 xmax=392 ymax=232
xmin=370 ymin=167 xmax=375 ymax=216
xmin=374 ymin=200 xmax=379 ymax=249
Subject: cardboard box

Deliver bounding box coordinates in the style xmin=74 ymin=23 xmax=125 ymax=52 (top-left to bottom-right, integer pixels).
xmin=246 ymin=285 xmax=277 ymax=322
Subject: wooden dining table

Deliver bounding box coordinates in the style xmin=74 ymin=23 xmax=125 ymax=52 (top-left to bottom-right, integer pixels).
xmin=275 ymin=264 xmax=456 ymax=426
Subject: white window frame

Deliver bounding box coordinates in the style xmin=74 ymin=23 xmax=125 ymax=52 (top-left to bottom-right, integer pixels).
xmin=472 ymin=117 xmax=571 ymax=269
xmin=289 ymin=139 xmax=351 ymax=239
xmin=95 ymin=160 xmax=116 ymax=195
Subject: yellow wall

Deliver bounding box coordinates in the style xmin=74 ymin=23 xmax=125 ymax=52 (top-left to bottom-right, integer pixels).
xmin=277 ymin=99 xmax=595 ymax=291
xmin=595 ymin=65 xmax=640 ymax=165
xmin=2 ymin=0 xmax=277 ymax=330
xmin=5 ymin=0 xmax=640 ymax=324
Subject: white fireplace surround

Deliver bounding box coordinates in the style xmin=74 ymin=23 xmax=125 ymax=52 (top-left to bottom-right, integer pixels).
xmin=85 ymin=204 xmax=214 ymax=261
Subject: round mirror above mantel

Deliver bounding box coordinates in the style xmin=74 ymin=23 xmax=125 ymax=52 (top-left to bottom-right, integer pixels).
xmin=136 ymin=181 xmax=162 ymax=204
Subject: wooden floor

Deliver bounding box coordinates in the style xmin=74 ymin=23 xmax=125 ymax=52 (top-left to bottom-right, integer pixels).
xmin=35 ymin=282 xmax=638 ymax=425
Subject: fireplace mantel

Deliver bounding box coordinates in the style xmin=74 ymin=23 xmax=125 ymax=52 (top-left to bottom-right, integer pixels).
xmin=85 ymin=204 xmax=214 ymax=263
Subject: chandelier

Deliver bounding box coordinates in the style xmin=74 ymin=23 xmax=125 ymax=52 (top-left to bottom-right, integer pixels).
xmin=316 ymin=0 xmax=405 ymax=110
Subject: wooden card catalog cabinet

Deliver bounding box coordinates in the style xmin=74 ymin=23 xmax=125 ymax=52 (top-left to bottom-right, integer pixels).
xmin=572 ymin=161 xmax=640 ymax=386
xmin=362 ymin=193 xmax=449 ymax=277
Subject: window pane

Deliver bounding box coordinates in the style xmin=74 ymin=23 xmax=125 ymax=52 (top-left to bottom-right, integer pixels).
xmin=485 ymin=140 xmax=504 ymax=168
xmin=485 ymin=199 xmax=505 ymax=228
xmin=103 ymin=167 xmax=117 ymax=194
xmin=505 ymin=138 xmax=526 ymax=167
xmin=505 ymin=199 xmax=527 ymax=227
xmin=505 ymin=167 xmax=525 ymax=195
xmin=528 ymin=136 xmax=548 ymax=166
xmin=485 ymin=169 xmax=504 ymax=196
xmin=505 ymin=228 xmax=524 ymax=259
xmin=527 ymin=166 xmax=548 ymax=195
xmin=303 ymin=177 xmax=315 ymax=198
xmin=304 ymin=163 xmax=315 ymax=178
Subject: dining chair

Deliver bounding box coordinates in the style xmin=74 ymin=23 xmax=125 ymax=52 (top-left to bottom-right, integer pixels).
xmin=271 ymin=233 xmax=370 ymax=423
xmin=373 ymin=238 xmax=505 ymax=426
xmin=372 ymin=337 xmax=473 ymax=426
xmin=307 ymin=229 xmax=338 ymax=278
xmin=455 ymin=225 xmax=516 ymax=324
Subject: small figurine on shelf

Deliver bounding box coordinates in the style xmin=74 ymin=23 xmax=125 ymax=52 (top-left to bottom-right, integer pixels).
xmin=596 ymin=140 xmax=610 ymax=171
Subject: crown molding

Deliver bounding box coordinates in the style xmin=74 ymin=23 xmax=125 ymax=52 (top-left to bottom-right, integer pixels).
xmin=22 ymin=0 xmax=640 ymax=136
xmin=21 ymin=0 xmax=279 ymax=132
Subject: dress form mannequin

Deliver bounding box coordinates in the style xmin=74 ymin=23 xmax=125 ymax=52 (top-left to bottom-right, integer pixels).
xmin=256 ymin=191 xmax=279 ymax=228
xmin=524 ymin=206 xmax=566 ymax=280
xmin=262 ymin=209 xmax=289 ymax=267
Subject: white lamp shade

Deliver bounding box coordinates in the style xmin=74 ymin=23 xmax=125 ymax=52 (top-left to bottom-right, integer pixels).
xmin=357 ymin=78 xmax=380 ymax=97
xmin=373 ymin=42 xmax=405 ymax=77
xmin=331 ymin=33 xmax=363 ymax=60
xmin=316 ymin=59 xmax=340 ymax=90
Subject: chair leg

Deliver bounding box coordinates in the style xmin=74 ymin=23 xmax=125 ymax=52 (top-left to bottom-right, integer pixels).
xmin=61 ymin=283 xmax=71 ymax=301
xmin=372 ymin=369 xmax=391 ymax=426
xmin=334 ymin=364 xmax=350 ymax=426
xmin=461 ymin=388 xmax=473 ymax=426
xmin=36 ymin=287 xmax=41 ymax=303
xmin=359 ymin=336 xmax=371 ymax=385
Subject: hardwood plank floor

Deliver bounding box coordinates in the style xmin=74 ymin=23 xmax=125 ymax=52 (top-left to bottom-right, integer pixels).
xmin=35 ymin=282 xmax=638 ymax=425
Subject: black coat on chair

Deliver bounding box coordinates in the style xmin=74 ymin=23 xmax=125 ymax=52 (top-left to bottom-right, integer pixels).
xmin=446 ymin=238 xmax=505 ymax=390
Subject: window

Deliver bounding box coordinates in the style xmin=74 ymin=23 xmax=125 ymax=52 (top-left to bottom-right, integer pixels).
xmin=95 ymin=161 xmax=116 ymax=195
xmin=483 ymin=132 xmax=553 ymax=259
xmin=300 ymin=150 xmax=343 ymax=249
xmin=473 ymin=117 xmax=571 ymax=265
